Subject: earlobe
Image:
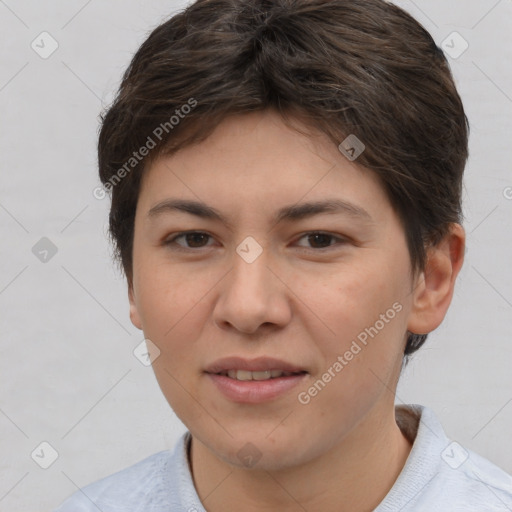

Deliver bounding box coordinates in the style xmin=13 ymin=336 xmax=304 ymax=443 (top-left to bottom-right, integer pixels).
xmin=128 ymin=284 xmax=143 ymax=331
xmin=407 ymin=223 xmax=465 ymax=336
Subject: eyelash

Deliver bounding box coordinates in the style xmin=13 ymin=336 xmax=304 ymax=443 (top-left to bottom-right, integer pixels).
xmin=164 ymin=231 xmax=349 ymax=253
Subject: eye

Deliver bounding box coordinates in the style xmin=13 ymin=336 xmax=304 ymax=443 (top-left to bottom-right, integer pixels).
xmin=164 ymin=230 xmax=348 ymax=252
xmin=295 ymin=231 xmax=348 ymax=251
xmin=165 ymin=231 xmax=214 ymax=251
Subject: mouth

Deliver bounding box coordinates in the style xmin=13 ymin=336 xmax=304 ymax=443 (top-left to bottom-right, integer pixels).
xmin=204 ymin=357 xmax=309 ymax=403
xmin=213 ymin=369 xmax=308 ymax=381
xmin=204 ymin=356 xmax=308 ymax=376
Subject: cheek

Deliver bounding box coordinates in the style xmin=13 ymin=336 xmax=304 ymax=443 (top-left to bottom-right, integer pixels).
xmin=135 ymin=264 xmax=208 ymax=420
xmin=134 ymin=261 xmax=200 ymax=360
xmin=136 ymin=251 xmax=194 ymax=321
xmin=305 ymin=264 xmax=405 ymax=346
xmin=297 ymin=258 xmax=409 ymax=403
xmin=296 ymin=275 xmax=406 ymax=438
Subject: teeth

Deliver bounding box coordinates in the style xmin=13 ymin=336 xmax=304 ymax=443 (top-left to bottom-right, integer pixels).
xmin=224 ymin=369 xmax=298 ymax=380
xmin=250 ymin=370 xmax=270 ymax=381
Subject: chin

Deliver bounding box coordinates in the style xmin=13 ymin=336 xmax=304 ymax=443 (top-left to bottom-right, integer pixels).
xmin=199 ymin=428 xmax=312 ymax=471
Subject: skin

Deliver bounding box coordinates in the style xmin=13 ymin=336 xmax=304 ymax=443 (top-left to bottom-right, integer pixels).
xmin=128 ymin=109 xmax=465 ymax=512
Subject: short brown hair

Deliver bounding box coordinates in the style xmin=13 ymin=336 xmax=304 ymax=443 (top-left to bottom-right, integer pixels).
xmin=97 ymin=0 xmax=469 ymax=356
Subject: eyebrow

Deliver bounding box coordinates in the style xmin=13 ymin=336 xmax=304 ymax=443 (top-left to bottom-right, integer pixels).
xmin=146 ymin=198 xmax=374 ymax=228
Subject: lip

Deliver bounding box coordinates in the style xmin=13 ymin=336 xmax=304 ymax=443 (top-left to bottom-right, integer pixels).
xmin=206 ymin=373 xmax=308 ymax=403
xmin=204 ymin=356 xmax=307 ymax=374
xmin=204 ymin=356 xmax=309 ymax=404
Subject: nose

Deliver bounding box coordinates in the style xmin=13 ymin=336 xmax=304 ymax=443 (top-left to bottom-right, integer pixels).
xmin=212 ymin=240 xmax=292 ymax=335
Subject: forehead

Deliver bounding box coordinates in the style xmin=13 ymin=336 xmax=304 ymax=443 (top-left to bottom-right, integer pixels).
xmin=136 ymin=110 xmax=390 ymax=223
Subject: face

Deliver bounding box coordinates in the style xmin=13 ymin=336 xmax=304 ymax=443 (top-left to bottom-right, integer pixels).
xmin=128 ymin=109 xmax=420 ymax=470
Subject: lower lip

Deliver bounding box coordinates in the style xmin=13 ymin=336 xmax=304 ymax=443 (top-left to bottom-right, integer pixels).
xmin=206 ymin=373 xmax=308 ymax=403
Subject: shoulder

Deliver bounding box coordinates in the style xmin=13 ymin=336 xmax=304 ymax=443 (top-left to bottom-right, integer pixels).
xmin=443 ymin=446 xmax=512 ymax=510
xmin=378 ymin=405 xmax=512 ymax=511
xmin=53 ymin=449 xmax=173 ymax=512
xmin=420 ymin=406 xmax=512 ymax=509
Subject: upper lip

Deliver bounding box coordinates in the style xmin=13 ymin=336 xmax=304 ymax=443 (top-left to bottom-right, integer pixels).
xmin=204 ymin=356 xmax=308 ymax=374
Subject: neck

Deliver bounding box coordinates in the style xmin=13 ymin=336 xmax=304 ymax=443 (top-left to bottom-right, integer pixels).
xmin=189 ymin=406 xmax=413 ymax=512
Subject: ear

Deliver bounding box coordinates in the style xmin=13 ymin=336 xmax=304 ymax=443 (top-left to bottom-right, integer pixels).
xmin=128 ymin=282 xmax=143 ymax=331
xmin=407 ymin=223 xmax=465 ymax=335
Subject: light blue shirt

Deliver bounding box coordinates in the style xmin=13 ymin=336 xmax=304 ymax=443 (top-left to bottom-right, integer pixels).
xmin=54 ymin=405 xmax=512 ymax=511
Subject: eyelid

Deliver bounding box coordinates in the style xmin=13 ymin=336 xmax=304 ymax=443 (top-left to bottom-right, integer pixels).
xmin=165 ymin=231 xmax=217 ymax=250
xmin=293 ymin=231 xmax=349 ymax=250
xmin=164 ymin=230 xmax=350 ymax=252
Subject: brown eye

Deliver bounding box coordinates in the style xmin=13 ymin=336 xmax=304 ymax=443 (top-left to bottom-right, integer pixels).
xmin=295 ymin=232 xmax=347 ymax=251
xmin=165 ymin=231 xmax=214 ymax=250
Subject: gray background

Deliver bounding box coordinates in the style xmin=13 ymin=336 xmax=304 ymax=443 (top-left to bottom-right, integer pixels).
xmin=0 ymin=0 xmax=511 ymax=510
